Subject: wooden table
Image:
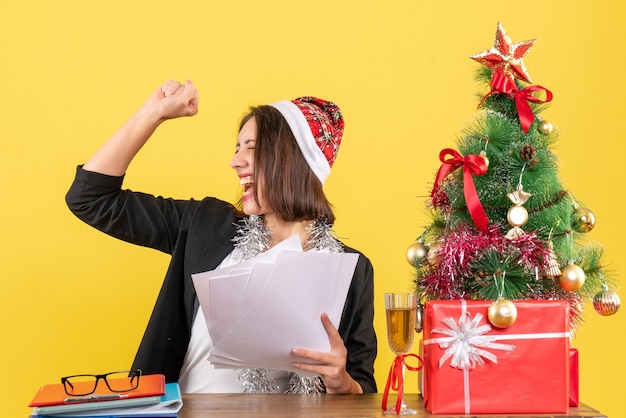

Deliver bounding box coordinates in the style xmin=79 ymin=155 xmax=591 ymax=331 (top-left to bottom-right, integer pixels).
xmin=179 ymin=393 xmax=607 ymax=417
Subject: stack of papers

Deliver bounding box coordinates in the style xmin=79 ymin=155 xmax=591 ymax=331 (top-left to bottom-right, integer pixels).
xmin=191 ymin=234 xmax=359 ymax=374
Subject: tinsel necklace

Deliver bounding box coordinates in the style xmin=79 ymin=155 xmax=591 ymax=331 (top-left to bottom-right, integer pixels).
xmin=231 ymin=214 xmax=343 ymax=394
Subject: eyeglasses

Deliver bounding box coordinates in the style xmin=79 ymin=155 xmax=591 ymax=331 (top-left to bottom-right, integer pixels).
xmin=61 ymin=370 xmax=142 ymax=397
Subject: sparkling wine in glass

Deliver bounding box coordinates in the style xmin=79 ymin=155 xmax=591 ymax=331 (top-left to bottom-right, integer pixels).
xmin=384 ymin=293 xmax=417 ymax=415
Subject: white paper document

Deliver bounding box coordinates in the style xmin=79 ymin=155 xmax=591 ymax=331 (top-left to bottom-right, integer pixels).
xmin=191 ymin=235 xmax=358 ymax=374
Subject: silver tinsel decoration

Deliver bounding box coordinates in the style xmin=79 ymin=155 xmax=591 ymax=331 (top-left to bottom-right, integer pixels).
xmin=305 ymin=217 xmax=344 ymax=253
xmin=232 ymin=215 xmax=271 ymax=261
xmin=286 ymin=373 xmax=325 ymax=394
xmin=238 ymin=368 xmax=280 ymax=394
xmin=232 ymin=215 xmax=343 ymax=394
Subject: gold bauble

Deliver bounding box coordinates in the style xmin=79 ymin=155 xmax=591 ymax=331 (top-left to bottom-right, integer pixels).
xmin=537 ymin=120 xmax=553 ymax=135
xmin=415 ymin=303 xmax=424 ymax=333
xmin=427 ymin=244 xmax=441 ymax=266
xmin=479 ymin=150 xmax=490 ymax=169
xmin=507 ymin=205 xmax=529 ymax=228
xmin=572 ymin=207 xmax=596 ymax=233
xmin=557 ymin=263 xmax=586 ymax=291
xmin=593 ymin=286 xmax=621 ymax=316
xmin=488 ymin=299 xmax=518 ymax=328
xmin=406 ymin=242 xmax=429 ymax=266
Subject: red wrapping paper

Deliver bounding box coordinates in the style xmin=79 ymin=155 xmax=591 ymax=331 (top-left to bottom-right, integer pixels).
xmin=422 ymin=300 xmax=570 ymax=414
xmin=570 ymin=347 xmax=579 ymax=406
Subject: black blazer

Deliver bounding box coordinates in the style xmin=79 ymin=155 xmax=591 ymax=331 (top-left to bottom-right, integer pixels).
xmin=66 ymin=166 xmax=377 ymax=393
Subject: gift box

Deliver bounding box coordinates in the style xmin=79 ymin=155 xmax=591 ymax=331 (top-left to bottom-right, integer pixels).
xmin=422 ymin=299 xmax=570 ymax=414
xmin=570 ymin=347 xmax=579 ymax=406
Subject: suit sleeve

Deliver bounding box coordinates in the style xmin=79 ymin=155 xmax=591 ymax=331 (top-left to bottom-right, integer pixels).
xmin=340 ymin=251 xmax=378 ymax=393
xmin=65 ymin=165 xmax=196 ymax=254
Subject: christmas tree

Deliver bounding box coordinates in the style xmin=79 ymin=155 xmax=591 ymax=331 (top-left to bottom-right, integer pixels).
xmin=409 ymin=23 xmax=620 ymax=329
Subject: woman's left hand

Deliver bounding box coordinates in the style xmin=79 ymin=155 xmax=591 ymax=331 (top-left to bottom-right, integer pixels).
xmin=291 ymin=313 xmax=363 ymax=394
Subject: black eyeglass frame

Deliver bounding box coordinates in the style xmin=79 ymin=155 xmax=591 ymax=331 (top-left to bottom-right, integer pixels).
xmin=61 ymin=369 xmax=142 ymax=397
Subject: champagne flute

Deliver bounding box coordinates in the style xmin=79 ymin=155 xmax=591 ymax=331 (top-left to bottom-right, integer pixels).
xmin=384 ymin=293 xmax=417 ymax=415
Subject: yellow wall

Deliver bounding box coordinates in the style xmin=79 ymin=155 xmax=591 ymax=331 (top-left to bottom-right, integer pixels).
xmin=2 ymin=1 xmax=624 ymax=416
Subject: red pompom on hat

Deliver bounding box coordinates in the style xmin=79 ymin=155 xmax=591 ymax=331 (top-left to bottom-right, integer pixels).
xmin=270 ymin=96 xmax=344 ymax=185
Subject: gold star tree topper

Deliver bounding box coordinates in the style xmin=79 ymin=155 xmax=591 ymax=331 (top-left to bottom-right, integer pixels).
xmin=470 ymin=22 xmax=536 ymax=84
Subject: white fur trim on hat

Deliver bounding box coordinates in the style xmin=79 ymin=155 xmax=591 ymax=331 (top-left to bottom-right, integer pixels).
xmin=270 ymin=100 xmax=331 ymax=185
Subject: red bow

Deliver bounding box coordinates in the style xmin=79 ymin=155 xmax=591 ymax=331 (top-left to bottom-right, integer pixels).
xmin=382 ymin=354 xmax=422 ymax=414
xmin=480 ymin=71 xmax=553 ymax=134
xmin=513 ymin=85 xmax=553 ymax=133
xmin=431 ymin=148 xmax=489 ymax=232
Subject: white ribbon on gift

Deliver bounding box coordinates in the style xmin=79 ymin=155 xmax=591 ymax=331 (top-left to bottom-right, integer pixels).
xmin=423 ymin=300 xmax=570 ymax=414
xmin=429 ymin=309 xmax=515 ymax=369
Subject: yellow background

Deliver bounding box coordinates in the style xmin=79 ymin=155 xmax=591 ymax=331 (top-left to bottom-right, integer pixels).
xmin=2 ymin=1 xmax=624 ymax=417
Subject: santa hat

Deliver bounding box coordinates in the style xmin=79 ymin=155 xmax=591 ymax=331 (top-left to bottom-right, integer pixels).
xmin=270 ymin=96 xmax=344 ymax=185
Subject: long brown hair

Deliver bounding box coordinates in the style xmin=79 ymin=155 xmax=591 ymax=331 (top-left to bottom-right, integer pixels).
xmin=237 ymin=105 xmax=335 ymax=224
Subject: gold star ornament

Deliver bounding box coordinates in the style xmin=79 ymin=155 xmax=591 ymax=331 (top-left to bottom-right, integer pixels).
xmin=470 ymin=22 xmax=536 ymax=84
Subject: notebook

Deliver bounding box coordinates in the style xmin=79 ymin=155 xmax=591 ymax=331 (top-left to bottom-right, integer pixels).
xmin=33 ymin=395 xmax=162 ymax=416
xmin=29 ymin=374 xmax=166 ymax=408
xmin=31 ymin=383 xmax=182 ymax=418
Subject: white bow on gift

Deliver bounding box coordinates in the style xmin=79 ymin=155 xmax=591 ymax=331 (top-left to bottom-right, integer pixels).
xmin=431 ymin=312 xmax=515 ymax=369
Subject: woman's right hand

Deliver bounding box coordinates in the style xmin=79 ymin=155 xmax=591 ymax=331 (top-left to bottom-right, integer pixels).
xmin=82 ymin=79 xmax=200 ymax=176
xmin=147 ymin=79 xmax=200 ymax=121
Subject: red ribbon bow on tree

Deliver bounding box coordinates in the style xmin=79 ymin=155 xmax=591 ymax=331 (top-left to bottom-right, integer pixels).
xmin=431 ymin=148 xmax=489 ymax=232
xmin=482 ymin=70 xmax=553 ymax=134
xmin=381 ymin=354 xmax=422 ymax=415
